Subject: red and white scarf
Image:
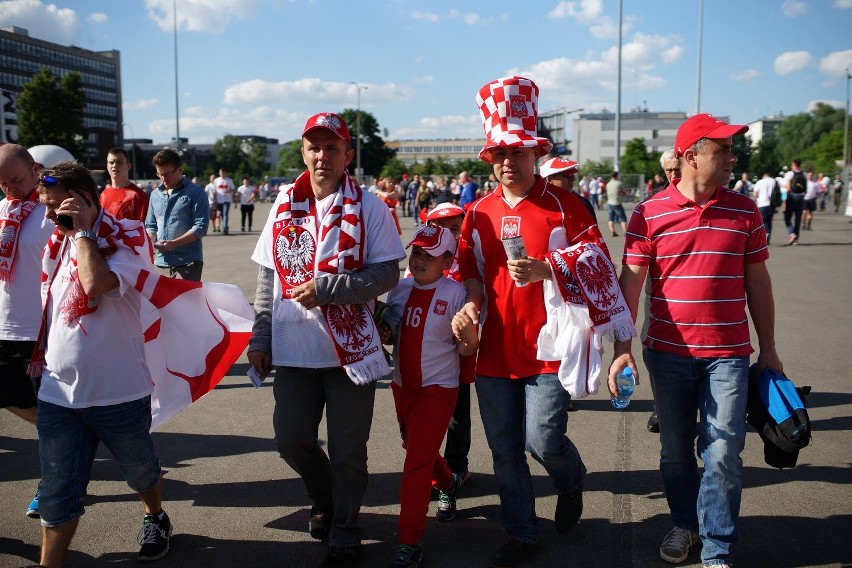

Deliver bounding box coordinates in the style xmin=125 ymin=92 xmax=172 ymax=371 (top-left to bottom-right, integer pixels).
xmin=0 ymin=190 xmax=39 ymax=282
xmin=271 ymin=171 xmax=389 ymax=385
xmin=538 ymin=241 xmax=636 ymax=397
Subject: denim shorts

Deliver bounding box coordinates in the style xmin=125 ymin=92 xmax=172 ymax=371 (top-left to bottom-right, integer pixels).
xmin=36 ymin=396 xmax=161 ymax=527
xmin=608 ymin=203 xmax=627 ymax=222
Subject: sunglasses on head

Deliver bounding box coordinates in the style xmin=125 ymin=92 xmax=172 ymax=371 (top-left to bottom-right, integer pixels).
xmin=39 ymin=175 xmax=60 ymax=187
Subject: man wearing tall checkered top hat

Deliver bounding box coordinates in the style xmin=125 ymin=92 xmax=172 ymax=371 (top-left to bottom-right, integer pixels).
xmin=454 ymin=77 xmax=613 ymax=568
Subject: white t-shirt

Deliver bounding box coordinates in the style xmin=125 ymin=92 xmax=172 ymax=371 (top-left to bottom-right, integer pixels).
xmin=387 ymin=276 xmax=466 ymax=389
xmin=237 ymin=184 xmax=255 ymax=205
xmin=214 ymin=176 xmax=235 ymax=204
xmin=753 ymin=177 xmax=775 ymax=208
xmin=38 ymin=238 xmax=154 ymax=408
xmin=0 ymin=201 xmax=54 ymax=340
xmin=206 ymin=182 xmax=218 ymax=205
xmin=805 ymin=180 xmax=818 ymax=200
xmin=252 ymin=183 xmax=405 ymax=368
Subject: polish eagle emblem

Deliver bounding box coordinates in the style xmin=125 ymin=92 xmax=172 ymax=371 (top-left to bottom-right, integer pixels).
xmin=551 ymin=252 xmax=583 ymax=299
xmin=315 ymin=113 xmax=343 ymax=136
xmin=0 ymin=225 xmax=16 ymax=252
xmin=276 ymin=225 xmax=315 ymax=286
xmin=509 ymin=95 xmax=528 ymax=118
xmin=326 ymin=304 xmax=372 ymax=353
xmin=575 ymin=250 xmax=617 ymax=310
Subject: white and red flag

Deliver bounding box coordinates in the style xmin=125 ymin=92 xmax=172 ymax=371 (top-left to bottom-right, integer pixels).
xmin=137 ymin=270 xmax=254 ymax=430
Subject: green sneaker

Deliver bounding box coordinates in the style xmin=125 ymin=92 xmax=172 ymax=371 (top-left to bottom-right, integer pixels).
xmin=391 ymin=543 xmax=422 ymax=568
xmin=436 ymin=472 xmax=462 ymax=522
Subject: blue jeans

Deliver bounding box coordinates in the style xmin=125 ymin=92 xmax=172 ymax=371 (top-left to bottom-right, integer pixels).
xmin=217 ymin=202 xmax=231 ymax=233
xmin=476 ymin=374 xmax=585 ymax=544
xmin=36 ymin=397 xmax=161 ymax=527
xmin=645 ymin=349 xmax=749 ymax=564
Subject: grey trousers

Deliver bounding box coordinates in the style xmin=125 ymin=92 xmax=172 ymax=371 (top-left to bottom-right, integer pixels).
xmin=273 ymin=366 xmax=376 ymax=547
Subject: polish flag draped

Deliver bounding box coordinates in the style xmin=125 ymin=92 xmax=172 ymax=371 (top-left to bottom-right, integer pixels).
xmin=135 ymin=268 xmax=254 ymax=430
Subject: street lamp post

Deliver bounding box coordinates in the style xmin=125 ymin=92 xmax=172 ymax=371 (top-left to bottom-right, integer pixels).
xmin=843 ymin=68 xmax=850 ymax=209
xmin=350 ymin=82 xmax=367 ymax=181
xmin=121 ymin=122 xmax=137 ymax=182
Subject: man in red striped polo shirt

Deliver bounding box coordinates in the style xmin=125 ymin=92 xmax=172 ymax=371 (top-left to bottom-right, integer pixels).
xmin=608 ymin=114 xmax=783 ymax=568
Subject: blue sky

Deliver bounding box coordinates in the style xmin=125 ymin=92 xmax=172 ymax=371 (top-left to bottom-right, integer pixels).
xmin=2 ymin=0 xmax=851 ymax=145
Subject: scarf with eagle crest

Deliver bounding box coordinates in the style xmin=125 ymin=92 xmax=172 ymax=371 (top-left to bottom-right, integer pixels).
xmin=271 ymin=171 xmax=389 ymax=384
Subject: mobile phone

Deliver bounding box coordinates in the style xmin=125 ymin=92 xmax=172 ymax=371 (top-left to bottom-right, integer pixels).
xmin=56 ymin=191 xmax=92 ymax=230
xmin=57 ymin=214 xmax=74 ymax=230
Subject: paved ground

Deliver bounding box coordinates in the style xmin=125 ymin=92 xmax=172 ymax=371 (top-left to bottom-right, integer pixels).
xmin=2 ymin=201 xmax=851 ymax=568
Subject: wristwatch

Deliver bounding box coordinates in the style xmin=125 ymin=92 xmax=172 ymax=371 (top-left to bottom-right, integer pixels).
xmin=74 ymin=230 xmax=97 ymax=242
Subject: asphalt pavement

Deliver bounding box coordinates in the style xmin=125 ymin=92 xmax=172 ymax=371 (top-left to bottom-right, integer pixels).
xmin=2 ymin=200 xmax=851 ymax=568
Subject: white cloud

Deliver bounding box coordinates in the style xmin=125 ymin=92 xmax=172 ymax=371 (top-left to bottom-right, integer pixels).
xmin=149 ymin=105 xmax=306 ymax=143
xmin=835 ymin=0 xmax=852 ymax=7
xmin=0 ymin=0 xmax=78 ymax=44
xmin=407 ymin=9 xmax=490 ymax=25
xmin=732 ymin=69 xmax=761 ymax=82
xmin=144 ymin=0 xmax=264 ymax=33
xmin=222 ymin=78 xmax=413 ymax=106
xmin=819 ymin=49 xmax=852 ymax=76
xmin=601 ymin=33 xmax=683 ymax=70
xmin=411 ymin=76 xmax=434 ymax=85
xmin=807 ymin=99 xmax=844 ymax=111
xmin=774 ymin=51 xmax=813 ymax=74
xmin=781 ymin=0 xmax=807 ymax=16
xmin=87 ymin=12 xmax=108 ymax=24
xmin=409 ymin=11 xmax=439 ymax=22
xmin=124 ymin=98 xmax=160 ymax=110
xmin=547 ymin=0 xmax=604 ymax=23
xmin=394 ymin=114 xmax=482 ymax=139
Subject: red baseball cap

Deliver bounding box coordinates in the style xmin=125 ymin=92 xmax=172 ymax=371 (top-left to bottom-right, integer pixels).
xmin=302 ymin=112 xmax=351 ymax=141
xmin=675 ymin=114 xmax=748 ymax=157
xmin=539 ymin=157 xmax=579 ymax=178
xmin=408 ymin=226 xmax=457 ymax=257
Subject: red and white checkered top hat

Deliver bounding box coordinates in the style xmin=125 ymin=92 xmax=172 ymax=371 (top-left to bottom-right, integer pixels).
xmin=476 ymin=76 xmax=553 ymax=162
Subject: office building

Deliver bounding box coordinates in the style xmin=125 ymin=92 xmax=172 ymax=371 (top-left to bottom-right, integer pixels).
xmin=0 ymin=26 xmax=122 ymax=167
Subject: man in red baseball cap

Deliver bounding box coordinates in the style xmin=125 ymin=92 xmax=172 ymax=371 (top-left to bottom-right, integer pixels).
xmin=249 ymin=111 xmax=405 ymax=568
xmin=609 ymin=113 xmax=780 ymax=567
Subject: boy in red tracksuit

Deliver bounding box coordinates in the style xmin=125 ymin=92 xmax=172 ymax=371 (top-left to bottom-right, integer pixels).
xmin=382 ymin=225 xmax=479 ymax=568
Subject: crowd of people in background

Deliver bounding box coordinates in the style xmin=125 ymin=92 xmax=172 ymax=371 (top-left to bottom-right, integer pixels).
xmin=1 ymin=72 xmax=846 ymax=568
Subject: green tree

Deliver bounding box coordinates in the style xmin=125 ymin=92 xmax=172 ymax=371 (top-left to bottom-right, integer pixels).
xmin=749 ymin=135 xmax=783 ymax=177
xmin=810 ymin=129 xmax=844 ymax=173
xmin=579 ymin=157 xmax=614 ymax=179
xmin=733 ymin=133 xmax=751 ymax=178
xmin=274 ymin=139 xmax=304 ymax=177
xmin=776 ymin=103 xmax=846 ymax=161
xmin=339 ymin=108 xmax=396 ymax=179
xmin=379 ymin=158 xmax=408 ymax=180
xmin=212 ymin=135 xmax=269 ymax=181
xmin=620 ymin=138 xmax=656 ymax=178
xmin=17 ymin=69 xmax=85 ymax=157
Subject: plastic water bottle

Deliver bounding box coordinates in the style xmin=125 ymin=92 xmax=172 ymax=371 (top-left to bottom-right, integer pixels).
xmin=611 ymin=367 xmax=635 ymax=409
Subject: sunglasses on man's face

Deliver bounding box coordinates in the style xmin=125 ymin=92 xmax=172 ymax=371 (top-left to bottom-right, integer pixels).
xmin=39 ymin=175 xmax=60 ymax=187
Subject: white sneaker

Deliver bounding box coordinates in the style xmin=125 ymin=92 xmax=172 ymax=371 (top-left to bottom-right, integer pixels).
xmin=703 ymin=565 xmax=732 ymax=568
xmin=659 ymin=526 xmax=699 ymax=563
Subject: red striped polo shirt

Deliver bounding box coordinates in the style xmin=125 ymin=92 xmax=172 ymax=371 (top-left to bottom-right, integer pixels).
xmin=623 ymin=184 xmax=768 ymax=357
xmin=458 ymin=177 xmax=605 ymax=379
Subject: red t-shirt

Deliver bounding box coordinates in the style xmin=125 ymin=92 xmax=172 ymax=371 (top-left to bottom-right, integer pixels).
xmin=457 ymin=177 xmax=605 ymax=379
xmin=623 ymin=184 xmax=768 ymax=357
xmin=99 ymin=183 xmax=148 ymax=222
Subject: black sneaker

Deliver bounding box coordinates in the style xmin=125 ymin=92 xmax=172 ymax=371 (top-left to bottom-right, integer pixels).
xmin=436 ymin=473 xmax=462 ymax=522
xmin=647 ymin=411 xmax=660 ymax=433
xmin=137 ymin=511 xmax=172 ymax=561
xmin=490 ymin=539 xmax=534 ymax=568
xmin=309 ymin=509 xmax=333 ymax=540
xmin=320 ymin=545 xmax=361 ymax=568
xmin=391 ymin=543 xmax=423 ymax=568
xmin=554 ymin=485 xmax=583 ymax=534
